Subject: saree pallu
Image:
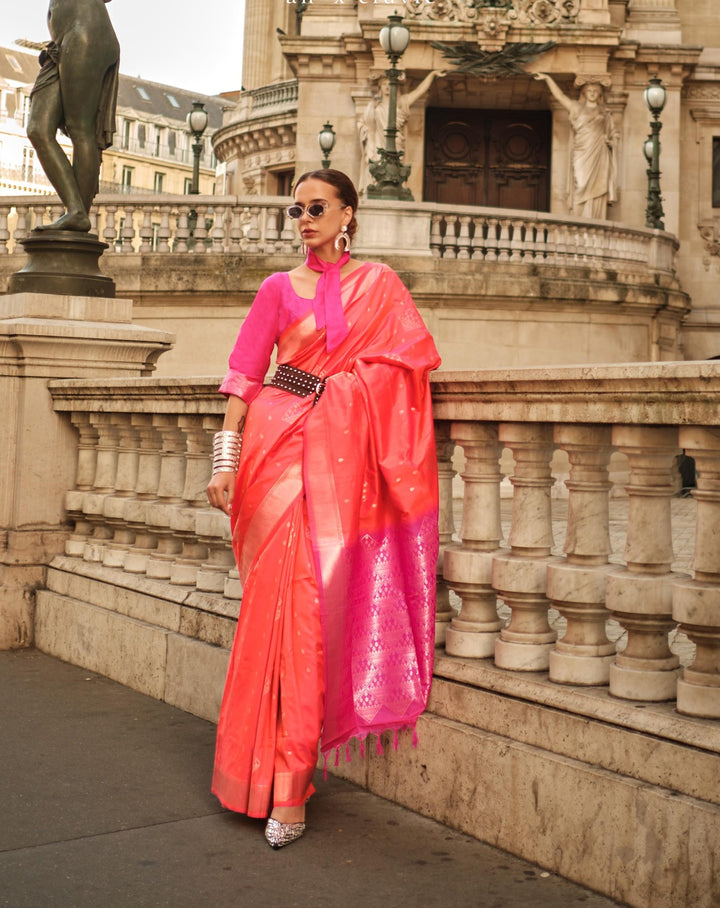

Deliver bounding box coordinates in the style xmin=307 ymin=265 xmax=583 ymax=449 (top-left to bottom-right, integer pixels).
xmin=212 ymin=263 xmax=440 ymax=816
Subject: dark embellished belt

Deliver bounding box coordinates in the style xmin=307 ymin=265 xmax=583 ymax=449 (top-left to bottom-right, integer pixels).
xmin=270 ymin=363 xmax=326 ymax=405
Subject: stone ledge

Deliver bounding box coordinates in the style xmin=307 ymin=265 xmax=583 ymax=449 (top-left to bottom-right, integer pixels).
xmin=434 ymin=652 xmax=720 ymax=754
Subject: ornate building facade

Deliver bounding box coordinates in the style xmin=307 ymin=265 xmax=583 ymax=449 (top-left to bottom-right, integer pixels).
xmin=213 ymin=0 xmax=720 ymax=360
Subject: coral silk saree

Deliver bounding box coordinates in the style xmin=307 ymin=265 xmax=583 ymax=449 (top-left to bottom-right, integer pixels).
xmin=212 ymin=263 xmax=440 ymax=816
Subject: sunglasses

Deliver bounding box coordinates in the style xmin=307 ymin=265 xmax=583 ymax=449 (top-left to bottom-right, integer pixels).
xmin=285 ymin=202 xmax=346 ymax=220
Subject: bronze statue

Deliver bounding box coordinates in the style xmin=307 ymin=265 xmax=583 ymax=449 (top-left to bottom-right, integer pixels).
xmin=27 ymin=0 xmax=120 ymax=231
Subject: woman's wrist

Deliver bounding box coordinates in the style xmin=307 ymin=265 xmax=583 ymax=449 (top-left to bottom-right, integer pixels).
xmin=213 ymin=430 xmax=242 ymax=475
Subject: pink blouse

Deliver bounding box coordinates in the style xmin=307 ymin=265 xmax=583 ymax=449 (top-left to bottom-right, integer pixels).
xmin=219 ymin=272 xmax=317 ymax=404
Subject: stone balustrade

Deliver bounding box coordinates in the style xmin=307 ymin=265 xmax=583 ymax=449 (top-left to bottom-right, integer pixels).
xmin=0 ymin=193 xmax=679 ymax=279
xmin=48 ymin=362 xmax=720 ymax=720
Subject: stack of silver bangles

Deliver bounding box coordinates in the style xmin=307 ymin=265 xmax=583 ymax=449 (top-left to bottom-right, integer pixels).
xmin=213 ymin=430 xmax=242 ymax=475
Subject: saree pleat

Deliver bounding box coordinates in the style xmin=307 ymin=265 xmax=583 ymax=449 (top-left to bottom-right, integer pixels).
xmin=213 ymin=263 xmax=440 ymax=816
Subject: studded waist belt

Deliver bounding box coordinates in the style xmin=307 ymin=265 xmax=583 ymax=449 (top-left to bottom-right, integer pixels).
xmin=269 ymin=363 xmax=326 ymax=405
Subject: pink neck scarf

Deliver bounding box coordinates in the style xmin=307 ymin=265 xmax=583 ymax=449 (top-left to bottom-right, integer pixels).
xmin=306 ymin=248 xmax=350 ymax=351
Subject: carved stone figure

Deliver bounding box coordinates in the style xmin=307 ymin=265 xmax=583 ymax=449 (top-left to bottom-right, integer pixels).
xmin=534 ymin=72 xmax=619 ymax=219
xmin=357 ymin=70 xmax=445 ymax=195
xmin=27 ymin=0 xmax=120 ymax=231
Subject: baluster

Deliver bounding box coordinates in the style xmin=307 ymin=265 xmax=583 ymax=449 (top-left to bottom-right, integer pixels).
xmin=101 ymin=417 xmax=139 ymax=569
xmin=673 ymin=427 xmax=720 ymax=717
xmin=484 ymin=218 xmax=499 ymax=262
xmin=606 ymin=426 xmax=686 ymax=701
xmin=443 ymin=216 xmax=458 ymax=260
xmin=123 ymin=415 xmax=162 ymax=573
xmin=89 ymin=209 xmax=98 ymax=235
xmin=279 ymin=211 xmax=295 ymax=253
xmin=138 ymin=207 xmax=154 ymax=253
xmin=493 ymin=424 xmax=559 ymax=670
xmin=245 ymin=207 xmax=261 ymax=253
xmin=0 ymin=205 xmax=10 ymax=254
xmin=120 ymin=207 xmax=136 ymax=253
xmin=445 ymin=423 xmax=505 ymax=657
xmin=174 ymin=208 xmax=190 ymax=253
xmin=193 ymin=204 xmax=209 ymax=252
xmin=456 ymin=216 xmax=472 ymax=260
xmin=430 ymin=214 xmax=443 ymax=258
xmin=157 ymin=205 xmax=172 ymax=253
xmin=524 ymin=221 xmax=538 ymax=261
xmin=195 ymin=418 xmax=235 ymax=592
xmin=264 ymin=206 xmax=281 ymax=253
xmin=102 ymin=204 xmax=118 ymax=248
xmin=470 ymin=216 xmax=485 ymax=261
xmin=509 ymin=219 xmax=524 ymax=262
xmin=169 ymin=415 xmax=210 ymax=586
xmin=82 ymin=414 xmax=120 ymax=562
xmin=210 ymin=207 xmax=227 ymax=252
xmin=555 ymin=223 xmax=568 ymax=262
xmin=548 ymin=426 xmax=616 ymax=684
xmin=31 ymin=204 xmax=48 ymax=231
xmin=434 ymin=422 xmax=456 ymax=645
xmin=14 ymin=205 xmax=29 ymax=242
xmin=229 ymin=205 xmax=244 ymax=253
xmin=496 ymin=219 xmax=511 ymax=262
xmin=144 ymin=415 xmax=186 ymax=580
xmin=64 ymin=413 xmax=99 ymax=557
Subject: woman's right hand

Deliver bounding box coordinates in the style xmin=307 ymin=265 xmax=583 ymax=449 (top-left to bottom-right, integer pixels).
xmin=206 ymin=471 xmax=236 ymax=516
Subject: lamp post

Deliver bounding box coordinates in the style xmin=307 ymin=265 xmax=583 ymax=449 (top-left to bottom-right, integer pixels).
xmin=186 ymin=101 xmax=209 ymax=243
xmin=318 ymin=122 xmax=336 ymax=169
xmin=644 ymin=76 xmax=666 ymax=230
xmin=366 ymin=13 xmax=413 ymax=201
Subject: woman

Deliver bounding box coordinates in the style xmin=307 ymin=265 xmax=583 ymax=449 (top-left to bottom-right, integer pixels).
xmin=206 ymin=170 xmax=440 ymax=849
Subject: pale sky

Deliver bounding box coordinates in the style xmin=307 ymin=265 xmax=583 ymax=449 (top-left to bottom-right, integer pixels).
xmin=0 ymin=0 xmax=245 ymax=96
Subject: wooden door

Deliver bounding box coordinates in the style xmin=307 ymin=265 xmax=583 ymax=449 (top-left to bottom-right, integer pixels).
xmin=423 ymin=108 xmax=551 ymax=211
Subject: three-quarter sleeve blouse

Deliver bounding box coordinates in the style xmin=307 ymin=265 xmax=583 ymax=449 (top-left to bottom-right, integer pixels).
xmin=219 ymin=272 xmax=316 ymax=404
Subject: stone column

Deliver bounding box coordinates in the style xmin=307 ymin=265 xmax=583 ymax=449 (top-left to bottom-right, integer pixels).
xmin=548 ymin=426 xmax=616 ymax=684
xmin=606 ymin=426 xmax=685 ymax=700
xmin=673 ymin=427 xmax=720 ymax=717
xmin=444 ymin=422 xmax=505 ymax=658
xmin=493 ymin=424 xmax=560 ymax=671
xmin=435 ymin=421 xmax=457 ymax=646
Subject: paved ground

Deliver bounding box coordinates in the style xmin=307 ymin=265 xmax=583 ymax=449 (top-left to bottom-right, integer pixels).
xmin=1 ymin=649 xmax=625 ymax=908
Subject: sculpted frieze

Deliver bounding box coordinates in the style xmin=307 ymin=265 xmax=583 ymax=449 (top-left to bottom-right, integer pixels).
xmin=405 ymin=0 xmax=579 ymax=25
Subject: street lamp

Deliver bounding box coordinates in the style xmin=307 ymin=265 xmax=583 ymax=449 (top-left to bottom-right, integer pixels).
xmin=186 ymin=101 xmax=209 ymax=195
xmin=318 ymin=122 xmax=336 ymax=169
xmin=186 ymin=101 xmax=209 ymax=244
xmin=644 ymin=76 xmax=666 ymax=230
xmin=366 ymin=13 xmax=413 ymax=201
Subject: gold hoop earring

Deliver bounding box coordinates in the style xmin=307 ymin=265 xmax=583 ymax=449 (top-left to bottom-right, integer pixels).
xmin=334 ymin=225 xmax=350 ymax=252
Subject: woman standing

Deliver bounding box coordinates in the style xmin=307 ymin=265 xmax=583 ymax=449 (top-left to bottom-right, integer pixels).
xmin=206 ymin=170 xmax=440 ymax=848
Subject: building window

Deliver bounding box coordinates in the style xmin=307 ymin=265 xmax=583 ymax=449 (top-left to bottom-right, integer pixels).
xmin=122 ymin=166 xmax=134 ymax=192
xmin=168 ymin=131 xmax=176 ymax=157
xmin=713 ymin=138 xmax=720 ymax=208
xmin=21 ymin=94 xmax=30 ymax=127
xmin=135 ymin=85 xmax=150 ymax=102
xmin=271 ymin=169 xmax=294 ymax=197
xmin=122 ymin=120 xmax=132 ymax=150
xmin=153 ymin=171 xmax=165 ymax=193
xmin=184 ymin=177 xmax=193 ymax=194
xmin=22 ymin=146 xmax=34 ymax=182
xmin=155 ymin=128 xmax=163 ymax=157
xmin=7 ymin=55 xmax=22 ymax=73
xmin=137 ymin=123 xmax=146 ymax=148
xmin=165 ymin=93 xmax=180 ymax=109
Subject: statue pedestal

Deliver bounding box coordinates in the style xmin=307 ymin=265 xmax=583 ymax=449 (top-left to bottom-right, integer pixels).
xmin=8 ymin=230 xmax=115 ymax=298
xmin=0 ymin=291 xmax=173 ymax=649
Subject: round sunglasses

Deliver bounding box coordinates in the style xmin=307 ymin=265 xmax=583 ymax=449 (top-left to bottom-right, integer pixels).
xmin=285 ymin=202 xmax=346 ymax=220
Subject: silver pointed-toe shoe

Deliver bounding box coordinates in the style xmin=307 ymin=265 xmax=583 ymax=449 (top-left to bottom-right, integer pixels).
xmin=264 ymin=817 xmax=306 ymax=850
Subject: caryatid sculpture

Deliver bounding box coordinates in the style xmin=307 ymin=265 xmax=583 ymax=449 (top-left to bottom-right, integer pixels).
xmin=534 ymin=72 xmax=619 ymax=219
xmin=27 ymin=0 xmax=120 ymax=232
xmin=357 ymin=70 xmax=446 ymax=195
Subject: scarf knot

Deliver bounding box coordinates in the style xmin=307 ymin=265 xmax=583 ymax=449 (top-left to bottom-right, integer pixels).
xmin=306 ymin=248 xmax=350 ymax=352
